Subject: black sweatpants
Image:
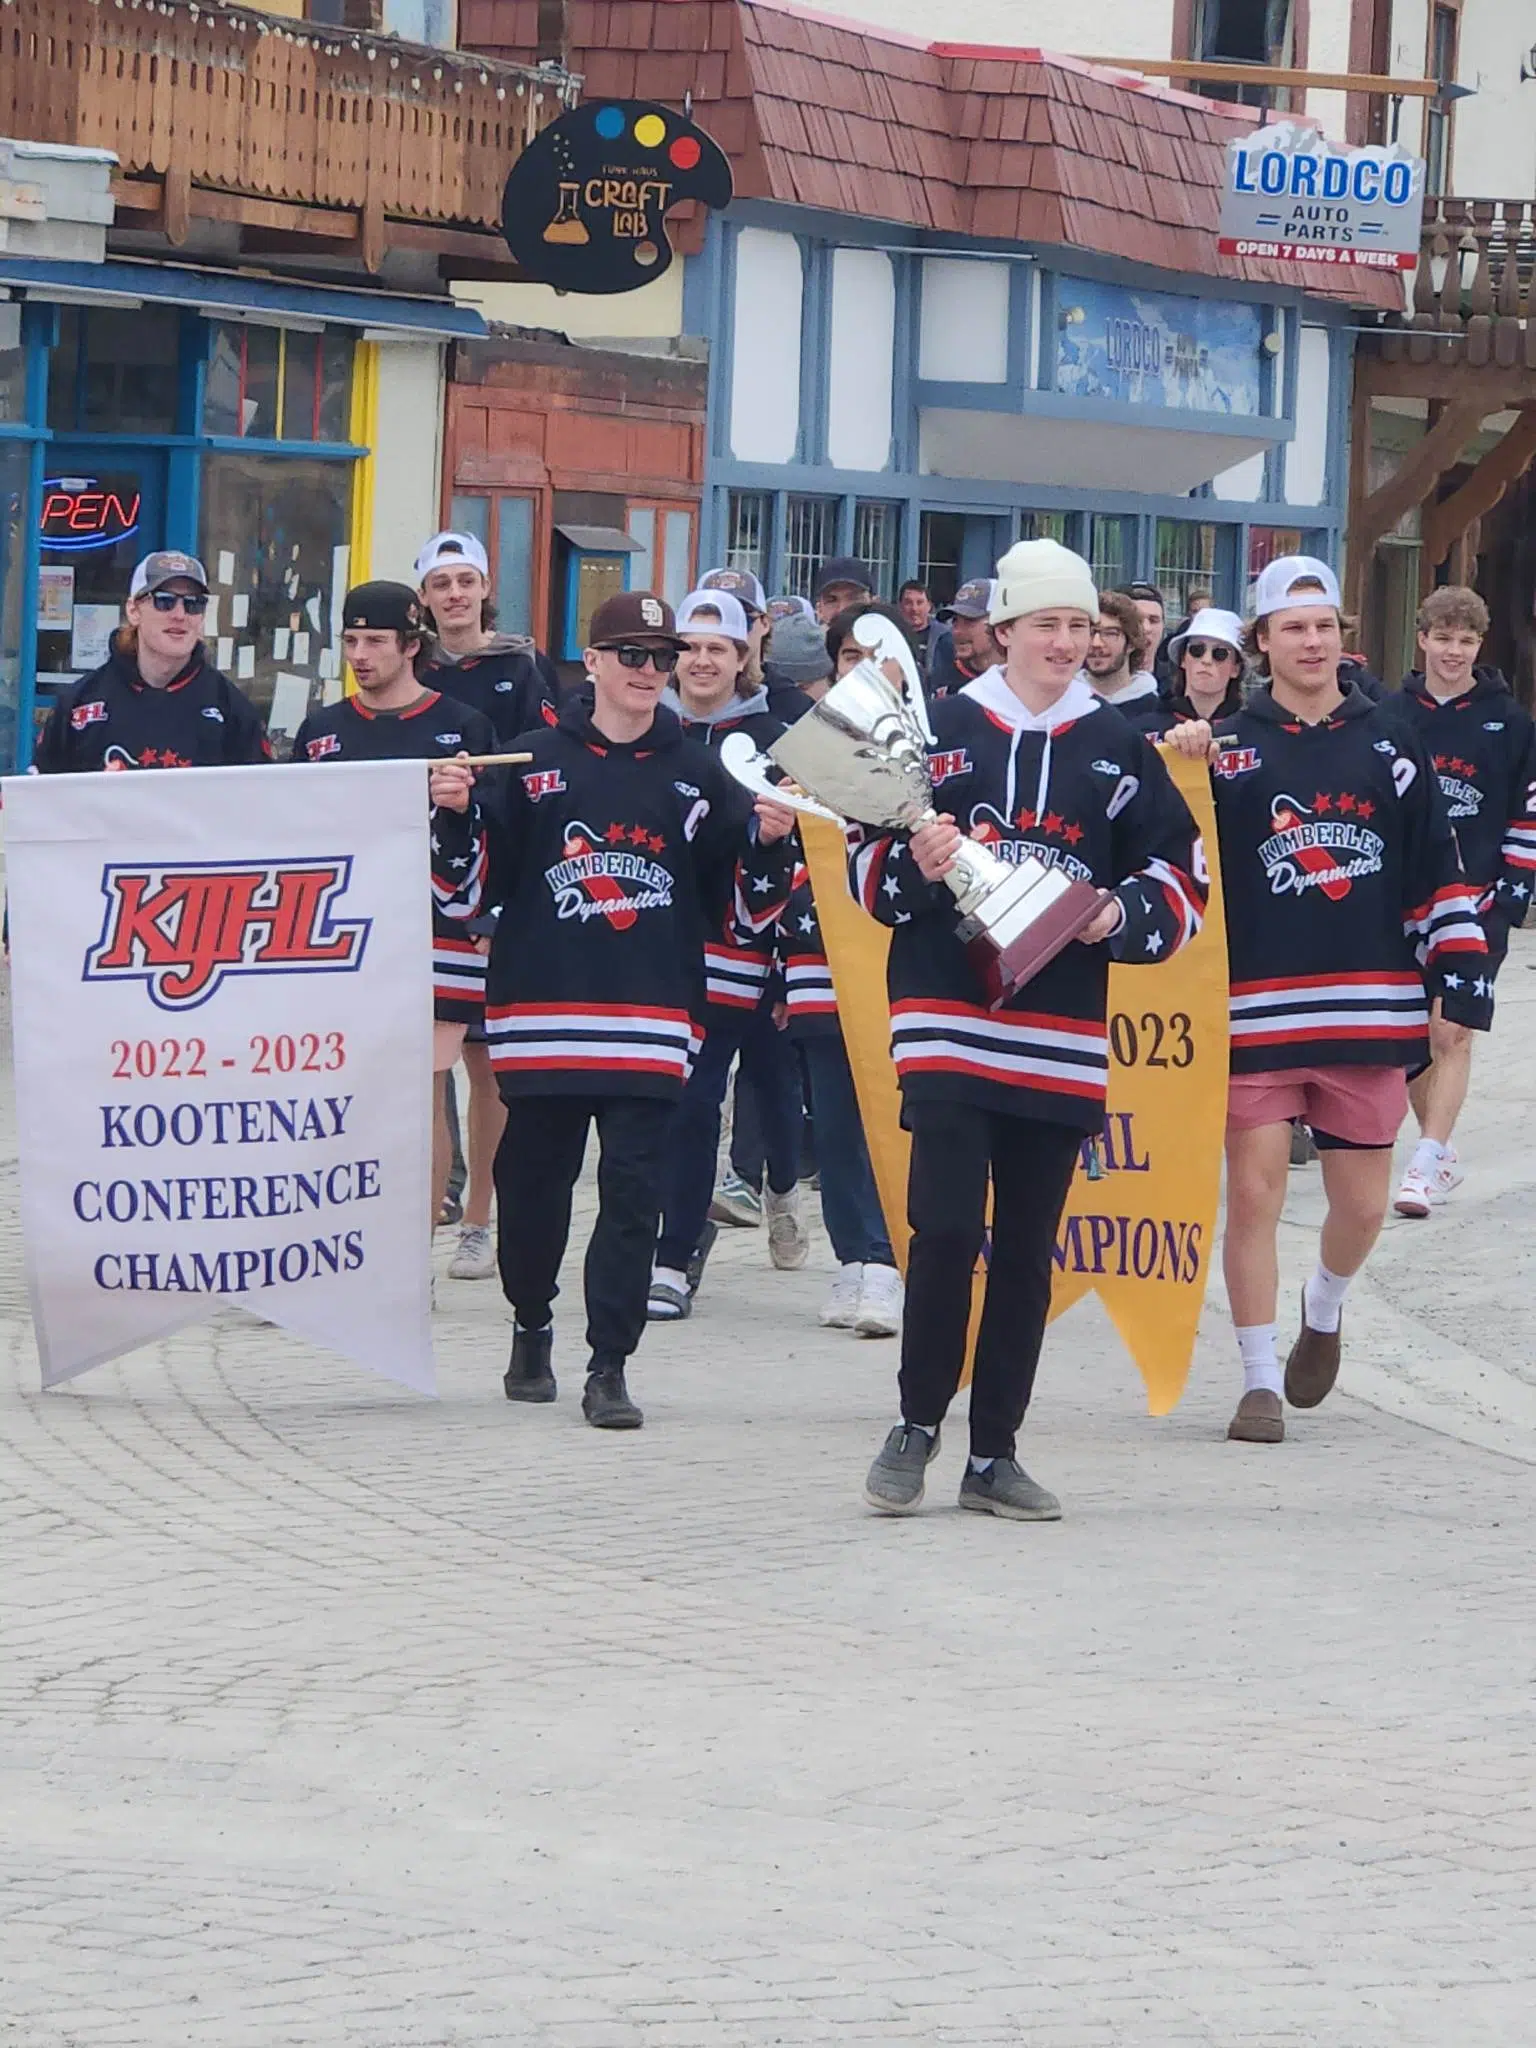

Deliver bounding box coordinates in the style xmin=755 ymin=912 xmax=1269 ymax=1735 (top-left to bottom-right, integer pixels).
xmin=494 ymin=1092 xmax=676 ymax=1367
xmin=899 ymin=1100 xmax=1082 ymax=1460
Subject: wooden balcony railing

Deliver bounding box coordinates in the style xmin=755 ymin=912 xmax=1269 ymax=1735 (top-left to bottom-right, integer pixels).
xmin=1380 ymin=198 xmax=1536 ymax=370
xmin=2 ymin=0 xmax=579 ymax=273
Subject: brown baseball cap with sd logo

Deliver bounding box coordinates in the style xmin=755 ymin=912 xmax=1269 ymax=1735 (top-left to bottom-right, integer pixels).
xmin=587 ymin=590 xmax=687 ymax=651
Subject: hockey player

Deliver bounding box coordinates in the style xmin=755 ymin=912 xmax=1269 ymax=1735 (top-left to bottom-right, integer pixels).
xmin=291 ymin=581 xmax=497 ymax=1234
xmin=1166 ymin=557 xmax=1491 ymax=1446
xmin=856 ymin=539 xmax=1206 ymax=1524
xmin=35 ymin=551 xmax=270 ymax=772
xmin=427 ymin=592 xmax=794 ymax=1432
xmin=1380 ymin=585 xmax=1536 ymax=1217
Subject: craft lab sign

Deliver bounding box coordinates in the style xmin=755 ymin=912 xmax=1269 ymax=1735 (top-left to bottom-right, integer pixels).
xmin=1218 ymin=121 xmax=1425 ymax=271
xmin=502 ymin=99 xmax=732 ymax=294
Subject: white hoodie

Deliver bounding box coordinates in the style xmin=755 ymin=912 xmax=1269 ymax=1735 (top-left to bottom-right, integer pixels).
xmin=959 ymin=667 xmax=1102 ymax=825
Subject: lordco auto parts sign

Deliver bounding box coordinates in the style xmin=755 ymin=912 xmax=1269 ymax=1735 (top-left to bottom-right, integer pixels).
xmin=1219 ymin=121 xmax=1425 ymax=271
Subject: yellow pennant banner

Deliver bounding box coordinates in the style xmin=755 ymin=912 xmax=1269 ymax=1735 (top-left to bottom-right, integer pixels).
xmin=798 ymin=746 xmax=1227 ymax=1415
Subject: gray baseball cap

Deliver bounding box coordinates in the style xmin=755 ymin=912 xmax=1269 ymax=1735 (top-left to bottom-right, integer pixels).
xmin=130 ymin=550 xmax=210 ymax=597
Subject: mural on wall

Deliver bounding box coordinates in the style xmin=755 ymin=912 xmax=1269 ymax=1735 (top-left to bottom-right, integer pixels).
xmin=1056 ymin=282 xmax=1265 ymax=415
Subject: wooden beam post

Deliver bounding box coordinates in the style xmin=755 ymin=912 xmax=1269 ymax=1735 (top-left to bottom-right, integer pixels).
xmin=1422 ymin=408 xmax=1536 ymax=570
xmin=1347 ymin=401 xmax=1485 ymax=609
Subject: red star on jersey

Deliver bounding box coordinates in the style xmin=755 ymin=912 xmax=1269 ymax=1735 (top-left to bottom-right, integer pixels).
xmin=647 ymin=833 xmax=666 ymax=855
xmin=1042 ymin=812 xmax=1064 ymax=836
xmin=604 ymin=823 xmax=627 ymax=845
xmin=1313 ymin=792 xmax=1334 ymax=814
xmin=1337 ymin=793 xmax=1357 ymax=814
xmin=1063 ymin=821 xmax=1084 ymax=846
xmin=628 ymin=824 xmax=650 ymax=847
xmin=1015 ymin=807 xmax=1037 ymax=831
xmin=1356 ymin=799 xmax=1374 ymax=820
xmin=138 ymin=748 xmax=160 ymax=766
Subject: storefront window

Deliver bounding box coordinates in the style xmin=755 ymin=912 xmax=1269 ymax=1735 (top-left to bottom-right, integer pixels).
xmin=0 ymin=440 xmax=27 ymax=766
xmin=783 ymin=495 xmax=839 ymax=600
xmin=1246 ymin=524 xmax=1303 ymax=606
xmin=1154 ymin=518 xmax=1218 ymax=614
xmin=1020 ymin=511 xmax=1069 ymax=546
xmin=854 ymin=500 xmax=900 ymax=599
xmin=0 ymin=305 xmax=26 ymax=421
xmin=725 ymin=490 xmax=770 ymax=584
xmin=204 ymin=323 xmax=355 ymax=442
xmin=626 ymin=506 xmax=656 ymax=589
xmin=1089 ymin=515 xmax=1129 ymax=590
xmin=199 ymin=452 xmax=354 ymax=753
xmin=918 ymin=511 xmax=964 ymax=607
xmin=47 ymin=306 xmax=180 ymax=434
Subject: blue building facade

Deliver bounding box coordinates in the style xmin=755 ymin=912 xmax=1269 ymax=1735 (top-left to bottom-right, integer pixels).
xmin=684 ymin=198 xmax=1353 ymax=614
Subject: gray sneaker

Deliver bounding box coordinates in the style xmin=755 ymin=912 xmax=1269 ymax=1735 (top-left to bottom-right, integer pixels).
xmin=863 ymin=1423 xmax=940 ymax=1515
xmin=958 ymin=1458 xmax=1061 ymax=1522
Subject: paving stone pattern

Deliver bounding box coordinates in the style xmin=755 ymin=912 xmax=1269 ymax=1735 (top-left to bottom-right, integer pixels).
xmin=3 ymin=936 xmax=1535 ymax=2046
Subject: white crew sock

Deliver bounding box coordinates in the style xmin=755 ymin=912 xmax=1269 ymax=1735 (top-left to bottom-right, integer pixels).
xmin=1411 ymin=1137 xmax=1447 ymax=1177
xmin=969 ymin=1454 xmax=995 ymax=1474
xmin=652 ymin=1265 xmax=688 ymax=1293
xmin=1235 ymin=1323 xmax=1282 ymax=1396
xmin=1303 ymin=1262 xmax=1351 ymax=1335
xmin=904 ymin=1421 xmax=936 ymax=1439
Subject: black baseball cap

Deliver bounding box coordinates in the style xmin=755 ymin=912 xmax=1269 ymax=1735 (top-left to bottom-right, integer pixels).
xmin=938 ymin=578 xmax=995 ymax=621
xmin=342 ymin=581 xmax=426 ymax=635
xmin=1124 ymin=581 xmax=1166 ymax=605
xmin=814 ymin=555 xmax=874 ymax=599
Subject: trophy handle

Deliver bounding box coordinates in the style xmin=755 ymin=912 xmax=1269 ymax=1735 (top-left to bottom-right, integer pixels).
xmin=718 ymin=731 xmax=846 ymax=825
xmin=848 ymin=612 xmax=936 ymax=746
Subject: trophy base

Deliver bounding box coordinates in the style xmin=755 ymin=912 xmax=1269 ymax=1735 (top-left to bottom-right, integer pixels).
xmin=961 ymin=880 xmax=1112 ymax=1011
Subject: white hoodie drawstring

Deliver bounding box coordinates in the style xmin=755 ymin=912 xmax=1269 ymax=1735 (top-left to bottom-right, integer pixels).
xmin=1034 ymin=728 xmax=1052 ymax=823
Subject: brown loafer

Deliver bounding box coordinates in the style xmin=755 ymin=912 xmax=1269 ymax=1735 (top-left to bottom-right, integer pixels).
xmin=1227 ymin=1389 xmax=1284 ymax=1443
xmin=1284 ymin=1302 xmax=1341 ymax=1409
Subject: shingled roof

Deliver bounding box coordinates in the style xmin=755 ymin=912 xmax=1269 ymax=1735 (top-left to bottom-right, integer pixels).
xmin=460 ymin=0 xmax=1402 ymax=309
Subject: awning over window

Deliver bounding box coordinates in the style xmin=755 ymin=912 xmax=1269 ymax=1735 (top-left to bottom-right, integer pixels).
xmin=554 ymin=524 xmax=646 ymax=553
xmin=0 ymin=256 xmax=487 ymax=340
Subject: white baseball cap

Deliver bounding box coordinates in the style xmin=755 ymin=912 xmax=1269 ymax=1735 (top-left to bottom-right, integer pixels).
xmin=1252 ymin=554 xmax=1341 ymax=620
xmin=676 ymin=587 xmax=751 ymax=641
xmin=414 ymin=530 xmax=489 ymax=581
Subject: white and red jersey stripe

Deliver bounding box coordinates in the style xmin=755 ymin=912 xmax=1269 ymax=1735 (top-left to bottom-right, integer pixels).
xmin=1403 ymin=881 xmax=1487 ymax=962
xmin=890 ymin=998 xmax=1108 ymax=1104
xmin=1229 ymin=972 xmax=1428 ymax=1057
xmin=433 ymin=936 xmax=487 ymax=1010
xmin=485 ymin=1003 xmax=703 ymax=1084
xmin=704 ymin=942 xmax=771 ymax=1011
xmin=785 ymin=953 xmax=836 ymax=1022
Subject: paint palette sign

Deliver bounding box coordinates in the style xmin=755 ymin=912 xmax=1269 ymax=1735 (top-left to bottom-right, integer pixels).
xmin=502 ymin=99 xmax=733 ymax=294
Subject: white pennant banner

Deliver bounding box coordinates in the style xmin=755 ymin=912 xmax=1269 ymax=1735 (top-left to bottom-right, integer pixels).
xmin=4 ymin=760 xmax=434 ymax=1394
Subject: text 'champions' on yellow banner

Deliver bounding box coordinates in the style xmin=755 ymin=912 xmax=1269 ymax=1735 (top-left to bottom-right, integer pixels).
xmin=798 ymin=745 xmax=1227 ymax=1416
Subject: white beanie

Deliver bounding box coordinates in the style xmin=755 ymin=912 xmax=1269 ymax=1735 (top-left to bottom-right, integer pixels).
xmin=990 ymin=539 xmax=1098 ymax=628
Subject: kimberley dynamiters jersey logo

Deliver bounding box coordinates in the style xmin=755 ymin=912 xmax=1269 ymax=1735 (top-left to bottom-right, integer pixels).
xmin=1257 ymin=792 xmax=1383 ymax=901
xmin=544 ymin=821 xmax=673 ymax=928
xmin=84 ymin=858 xmax=371 ymax=1010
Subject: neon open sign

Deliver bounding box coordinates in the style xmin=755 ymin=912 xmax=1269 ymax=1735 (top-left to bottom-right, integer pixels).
xmin=39 ymin=477 xmax=141 ymax=554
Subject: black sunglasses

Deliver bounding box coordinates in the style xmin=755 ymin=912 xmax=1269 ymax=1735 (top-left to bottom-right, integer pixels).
xmin=147 ymin=590 xmax=209 ymax=615
xmin=609 ymin=643 xmax=670 ymax=671
xmin=1184 ymin=640 xmax=1238 ymax=663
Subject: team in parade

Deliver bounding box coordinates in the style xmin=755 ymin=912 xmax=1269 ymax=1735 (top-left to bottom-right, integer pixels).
xmin=32 ymin=514 xmax=1526 ymax=1513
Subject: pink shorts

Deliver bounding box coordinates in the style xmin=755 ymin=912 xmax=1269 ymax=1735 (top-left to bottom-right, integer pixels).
xmin=1226 ymin=1064 xmax=1409 ymax=1150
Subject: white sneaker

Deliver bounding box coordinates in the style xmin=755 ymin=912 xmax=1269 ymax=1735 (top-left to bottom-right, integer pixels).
xmin=1431 ymin=1146 xmax=1463 ymax=1202
xmin=854 ymin=1262 xmax=904 ymax=1338
xmin=1393 ymin=1168 xmax=1433 ymax=1219
xmin=448 ymin=1224 xmax=497 ymax=1279
xmin=765 ymin=1184 xmax=809 ymax=1270
xmin=820 ymin=1264 xmax=864 ymax=1328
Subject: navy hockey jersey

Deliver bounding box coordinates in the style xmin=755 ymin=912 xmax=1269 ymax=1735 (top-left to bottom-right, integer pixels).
xmin=291 ymin=688 xmax=497 ymax=1024
xmin=1210 ymin=684 xmax=1491 ymax=1073
xmin=1382 ymin=669 xmax=1536 ymax=925
xmin=851 ymin=670 xmax=1206 ymax=1131
xmin=418 ymin=637 xmax=558 ymax=748
xmin=429 ymin=697 xmax=791 ymax=1099
xmin=35 ymin=646 xmax=271 ymax=772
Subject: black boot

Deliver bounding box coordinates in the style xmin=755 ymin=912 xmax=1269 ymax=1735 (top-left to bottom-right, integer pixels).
xmin=685 ymin=1219 xmax=718 ymax=1298
xmin=582 ymin=1359 xmax=643 ymax=1430
xmin=503 ymin=1323 xmax=556 ymax=1403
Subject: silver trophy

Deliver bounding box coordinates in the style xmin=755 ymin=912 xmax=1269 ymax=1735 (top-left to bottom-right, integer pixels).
xmin=722 ymin=612 xmax=1108 ymax=1009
